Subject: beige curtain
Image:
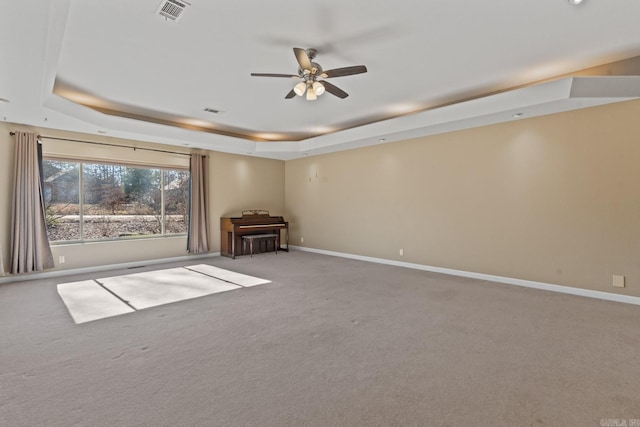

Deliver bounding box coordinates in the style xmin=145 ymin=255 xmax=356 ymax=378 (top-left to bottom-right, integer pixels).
xmin=0 ymin=243 xmax=5 ymax=276
xmin=10 ymin=132 xmax=55 ymax=273
xmin=187 ymin=153 xmax=210 ymax=253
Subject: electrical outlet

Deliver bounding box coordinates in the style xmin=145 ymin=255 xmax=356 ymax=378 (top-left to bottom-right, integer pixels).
xmin=399 ymin=248 xmax=404 ymax=256
xmin=300 ymin=237 xmax=304 ymax=243
xmin=613 ymin=275 xmax=625 ymax=288
xmin=58 ymin=255 xmax=65 ymax=264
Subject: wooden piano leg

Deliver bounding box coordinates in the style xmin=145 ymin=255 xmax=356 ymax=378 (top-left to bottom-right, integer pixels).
xmin=231 ymin=231 xmax=236 ymax=259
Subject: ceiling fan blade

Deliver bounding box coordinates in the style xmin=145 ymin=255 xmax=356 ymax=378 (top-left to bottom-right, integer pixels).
xmin=285 ymin=89 xmax=296 ymax=99
xmin=321 ymin=65 xmax=368 ymax=78
xmin=293 ymin=47 xmax=313 ymax=72
xmin=321 ymin=81 xmax=349 ymax=99
xmin=251 ymin=73 xmax=298 ymax=78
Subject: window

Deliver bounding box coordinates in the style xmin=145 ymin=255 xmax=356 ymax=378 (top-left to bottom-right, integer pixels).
xmin=43 ymin=159 xmax=190 ymax=242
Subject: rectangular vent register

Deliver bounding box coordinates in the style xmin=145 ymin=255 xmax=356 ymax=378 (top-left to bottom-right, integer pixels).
xmin=156 ymin=0 xmax=190 ymax=21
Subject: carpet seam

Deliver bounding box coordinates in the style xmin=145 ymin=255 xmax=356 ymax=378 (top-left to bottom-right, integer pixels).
xmin=182 ymin=266 xmax=246 ymax=288
xmin=93 ymin=279 xmax=138 ymax=311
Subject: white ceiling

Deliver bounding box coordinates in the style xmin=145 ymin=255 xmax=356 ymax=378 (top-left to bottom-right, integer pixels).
xmin=2 ymin=0 xmax=640 ymax=159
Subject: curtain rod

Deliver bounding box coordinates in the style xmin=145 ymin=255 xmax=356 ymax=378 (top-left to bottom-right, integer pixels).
xmin=9 ymin=132 xmax=193 ymax=157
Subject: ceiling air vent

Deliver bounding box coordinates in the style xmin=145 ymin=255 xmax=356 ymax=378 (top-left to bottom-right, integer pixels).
xmin=203 ymin=107 xmax=222 ymax=114
xmin=156 ymin=0 xmax=190 ymax=21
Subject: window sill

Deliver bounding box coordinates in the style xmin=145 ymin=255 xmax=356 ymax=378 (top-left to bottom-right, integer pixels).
xmin=50 ymin=233 xmax=187 ymax=246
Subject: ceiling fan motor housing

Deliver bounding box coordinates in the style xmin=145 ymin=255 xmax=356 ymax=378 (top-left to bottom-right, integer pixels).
xmin=300 ymin=62 xmax=323 ymax=80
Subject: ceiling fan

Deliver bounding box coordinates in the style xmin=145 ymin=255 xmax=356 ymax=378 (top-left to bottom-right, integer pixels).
xmin=251 ymin=47 xmax=367 ymax=100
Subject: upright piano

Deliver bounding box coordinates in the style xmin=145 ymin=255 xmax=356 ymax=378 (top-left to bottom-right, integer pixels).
xmin=220 ymin=210 xmax=289 ymax=258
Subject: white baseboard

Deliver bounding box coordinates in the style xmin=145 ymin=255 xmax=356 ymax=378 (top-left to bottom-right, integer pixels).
xmin=0 ymin=252 xmax=221 ymax=284
xmin=290 ymin=245 xmax=640 ymax=306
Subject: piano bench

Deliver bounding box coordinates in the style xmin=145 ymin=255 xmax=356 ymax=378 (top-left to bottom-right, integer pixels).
xmin=242 ymin=234 xmax=279 ymax=258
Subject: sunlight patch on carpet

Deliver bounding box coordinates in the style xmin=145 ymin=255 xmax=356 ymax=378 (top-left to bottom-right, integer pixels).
xmin=57 ymin=280 xmax=135 ymax=324
xmin=99 ymin=267 xmax=241 ymax=310
xmin=57 ymin=264 xmax=270 ymax=324
xmin=186 ymin=264 xmax=271 ymax=287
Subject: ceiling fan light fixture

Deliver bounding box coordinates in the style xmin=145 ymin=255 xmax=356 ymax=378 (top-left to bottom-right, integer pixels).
xmin=306 ymin=86 xmax=317 ymax=101
xmin=568 ymin=0 xmax=584 ymax=4
xmin=294 ymin=82 xmax=307 ymax=96
xmin=312 ymin=81 xmax=325 ymax=96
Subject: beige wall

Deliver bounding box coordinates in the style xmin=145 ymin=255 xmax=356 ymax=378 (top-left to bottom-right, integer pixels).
xmin=209 ymin=151 xmax=286 ymax=251
xmin=4 ymin=98 xmax=640 ymax=298
xmin=0 ymin=123 xmax=285 ymax=273
xmin=285 ymin=99 xmax=640 ymax=297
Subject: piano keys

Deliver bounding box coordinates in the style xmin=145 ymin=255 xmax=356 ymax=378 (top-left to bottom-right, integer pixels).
xmin=220 ymin=210 xmax=289 ymax=258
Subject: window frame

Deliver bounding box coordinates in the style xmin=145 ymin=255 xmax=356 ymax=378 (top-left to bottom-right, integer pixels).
xmin=43 ymin=157 xmax=190 ymax=244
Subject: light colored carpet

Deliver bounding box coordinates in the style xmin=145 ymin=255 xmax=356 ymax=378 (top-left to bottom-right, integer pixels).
xmin=2 ymin=251 xmax=640 ymax=426
xmin=57 ymin=265 xmax=270 ymax=323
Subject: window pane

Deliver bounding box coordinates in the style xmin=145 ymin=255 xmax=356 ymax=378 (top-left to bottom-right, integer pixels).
xmin=83 ymin=164 xmax=162 ymax=238
xmin=123 ymin=167 xmax=162 ymax=236
xmin=164 ymin=170 xmax=190 ymax=234
xmin=43 ymin=160 xmax=80 ymax=241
